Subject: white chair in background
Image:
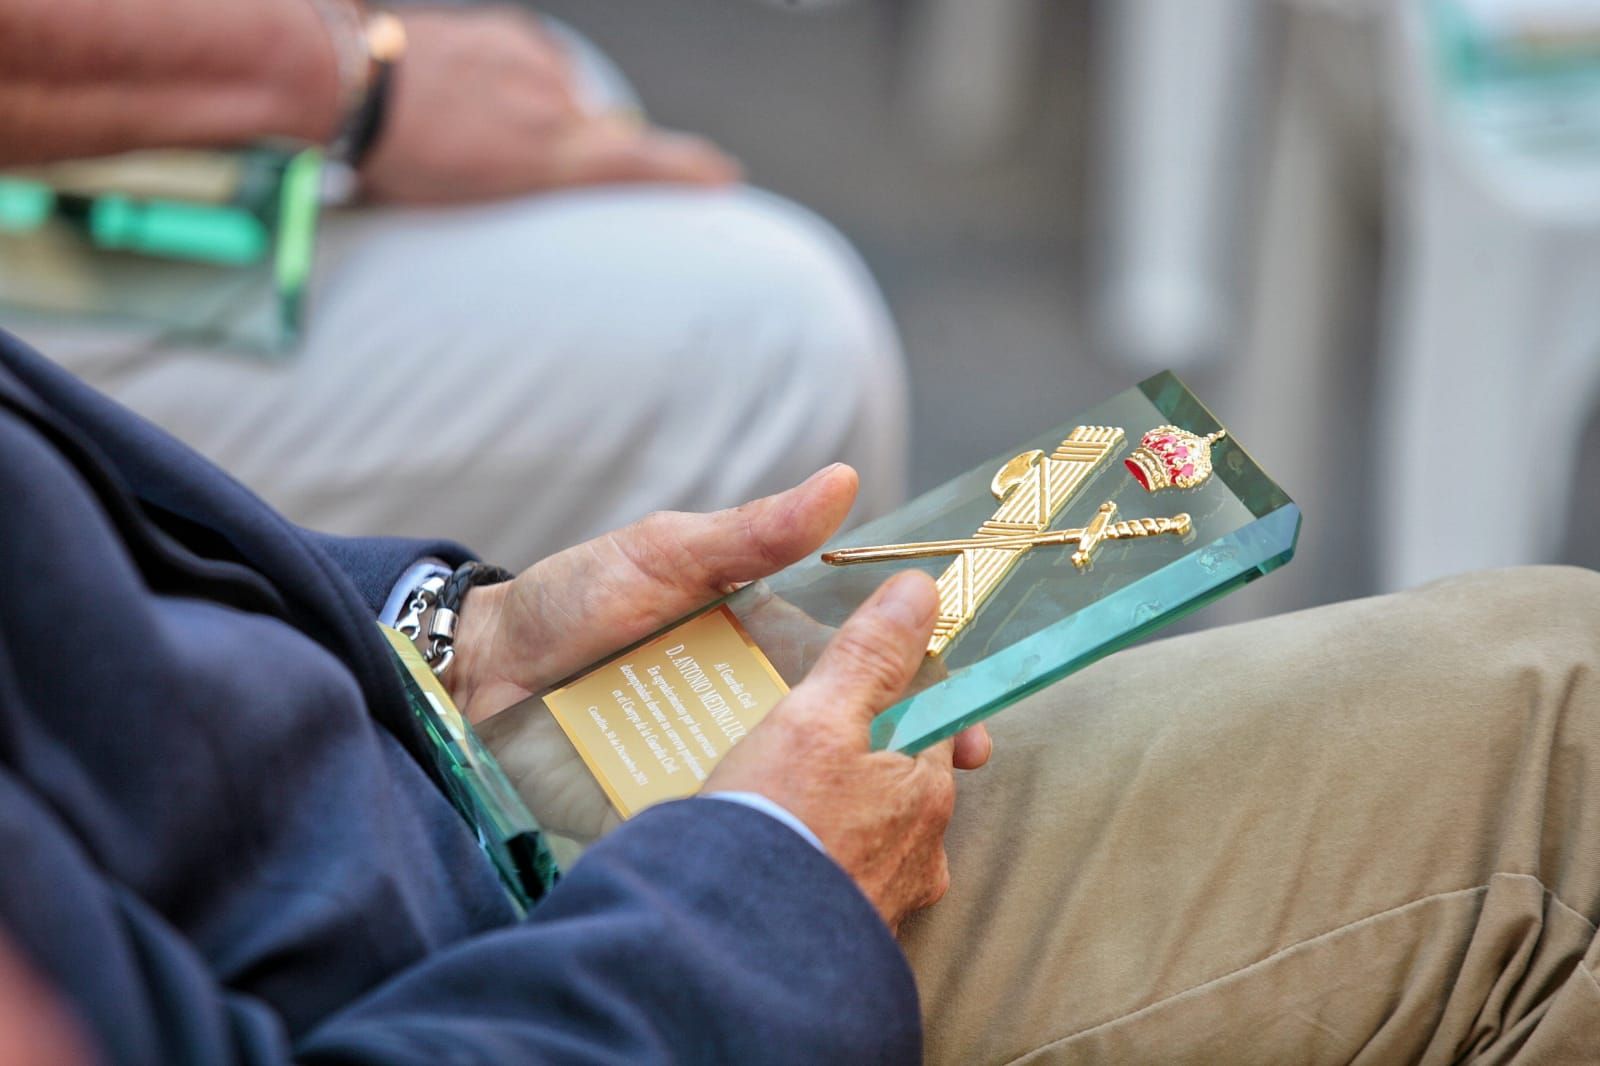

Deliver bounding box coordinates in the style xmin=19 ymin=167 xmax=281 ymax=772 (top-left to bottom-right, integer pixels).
xmin=1109 ymin=0 xmax=1600 ymax=596
xmin=899 ymin=0 xmax=1600 ymax=600
xmin=1378 ymin=1 xmax=1600 ymax=589
xmin=1091 ymin=0 xmax=1267 ymax=373
xmin=900 ymin=0 xmax=1046 ymax=162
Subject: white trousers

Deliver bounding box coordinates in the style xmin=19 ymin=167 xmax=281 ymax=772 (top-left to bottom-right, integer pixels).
xmin=16 ymin=184 xmax=909 ymax=567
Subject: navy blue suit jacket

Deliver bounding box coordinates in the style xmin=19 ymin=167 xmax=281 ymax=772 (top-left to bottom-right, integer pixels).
xmin=0 ymin=330 xmax=919 ymax=1064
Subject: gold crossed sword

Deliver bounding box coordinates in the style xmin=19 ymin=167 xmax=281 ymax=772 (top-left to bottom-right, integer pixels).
xmin=821 ymin=426 xmax=1191 ymax=656
xmin=821 ymin=502 xmax=1191 ymax=569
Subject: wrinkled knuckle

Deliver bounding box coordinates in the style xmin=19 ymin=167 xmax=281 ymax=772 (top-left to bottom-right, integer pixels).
xmin=769 ymin=708 xmax=818 ymax=755
xmin=929 ymin=772 xmax=957 ymax=821
xmin=831 ymin=633 xmax=905 ymax=702
xmin=622 ymin=512 xmax=697 ymax=580
xmin=771 ymin=697 xmax=843 ymax=755
xmin=633 ymin=509 xmax=678 ymax=542
xmin=879 ymin=605 xmax=929 ymax=650
xmin=736 ymin=502 xmax=786 ymax=571
xmin=911 ymin=761 xmax=955 ymax=814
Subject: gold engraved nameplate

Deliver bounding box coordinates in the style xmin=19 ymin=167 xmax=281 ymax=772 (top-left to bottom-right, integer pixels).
xmin=823 ymin=425 xmax=1130 ymax=656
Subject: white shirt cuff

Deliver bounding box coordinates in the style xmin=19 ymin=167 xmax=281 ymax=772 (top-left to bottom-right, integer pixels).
xmin=704 ymin=791 xmax=825 ymax=854
xmin=380 ymin=559 xmax=452 ymax=625
xmin=381 ymin=566 xmax=825 ymax=858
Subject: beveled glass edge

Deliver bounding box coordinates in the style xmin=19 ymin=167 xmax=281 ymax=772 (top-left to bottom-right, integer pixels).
xmin=419 ymin=699 xmax=562 ymax=910
xmin=869 ymin=504 xmax=1303 ymax=753
xmin=458 ymin=726 xmax=563 ymax=895
xmin=551 ymin=371 xmax=1284 ymax=701
xmin=1139 ymin=371 xmax=1293 ymax=516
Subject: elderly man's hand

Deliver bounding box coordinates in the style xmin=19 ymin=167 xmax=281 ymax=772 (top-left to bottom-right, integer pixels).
xmin=452 ymin=465 xmax=989 ymax=925
xmin=360 ymin=7 xmax=738 ymax=204
xmin=705 ymin=570 xmax=981 ymax=931
xmin=448 ymin=463 xmax=863 ymax=722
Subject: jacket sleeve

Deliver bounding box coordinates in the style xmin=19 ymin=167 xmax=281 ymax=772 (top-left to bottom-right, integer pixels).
xmin=0 ymin=770 xmax=920 ymax=1065
xmin=298 ymin=799 xmax=921 ymax=1065
xmin=0 ymin=331 xmax=924 ymax=1063
xmin=297 ymin=529 xmax=475 ymax=616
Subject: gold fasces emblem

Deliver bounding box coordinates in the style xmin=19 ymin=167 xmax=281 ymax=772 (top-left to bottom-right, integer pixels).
xmin=822 ymin=425 xmax=1136 ymax=657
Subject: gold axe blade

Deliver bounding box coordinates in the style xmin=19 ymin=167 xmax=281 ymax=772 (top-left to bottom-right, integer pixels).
xmin=822 ymin=425 xmax=1125 ymax=657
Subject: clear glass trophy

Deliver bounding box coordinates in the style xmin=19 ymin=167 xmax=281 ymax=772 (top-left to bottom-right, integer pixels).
xmin=0 ymin=147 xmax=323 ymax=354
xmin=479 ymin=372 xmax=1301 ymax=869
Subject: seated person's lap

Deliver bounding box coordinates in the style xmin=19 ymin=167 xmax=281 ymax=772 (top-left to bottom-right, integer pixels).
xmin=21 ymin=184 xmax=907 ymax=566
xmin=911 ymin=566 xmax=1600 ymax=1064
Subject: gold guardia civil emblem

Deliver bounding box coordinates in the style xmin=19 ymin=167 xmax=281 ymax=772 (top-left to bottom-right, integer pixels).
xmin=823 ymin=426 xmax=1193 ymax=656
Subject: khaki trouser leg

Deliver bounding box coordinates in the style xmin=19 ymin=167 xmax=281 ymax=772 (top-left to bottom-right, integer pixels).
xmin=904 ymin=566 xmax=1600 ymax=1064
xmin=18 ymin=187 xmax=907 ymax=570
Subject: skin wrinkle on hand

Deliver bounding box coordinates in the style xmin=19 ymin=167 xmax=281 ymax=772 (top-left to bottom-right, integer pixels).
xmin=456 ymin=466 xmax=990 ymax=929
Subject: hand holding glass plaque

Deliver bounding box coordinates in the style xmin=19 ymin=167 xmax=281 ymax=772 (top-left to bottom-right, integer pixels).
xmin=479 ymin=372 xmax=1300 ymax=864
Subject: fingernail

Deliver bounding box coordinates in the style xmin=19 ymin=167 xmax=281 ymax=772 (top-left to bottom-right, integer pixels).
xmin=804 ymin=463 xmax=846 ymax=487
xmin=877 ymin=572 xmax=933 ymax=629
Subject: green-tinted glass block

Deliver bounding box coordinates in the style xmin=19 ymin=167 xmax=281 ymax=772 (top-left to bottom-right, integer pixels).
xmin=381 ymin=633 xmax=561 ymax=913
xmin=0 ymin=147 xmax=322 ymax=355
xmin=484 ymin=372 xmax=1298 ymax=872
xmin=0 ymin=179 xmax=55 ymax=232
xmin=722 ymin=371 xmax=1300 ymax=754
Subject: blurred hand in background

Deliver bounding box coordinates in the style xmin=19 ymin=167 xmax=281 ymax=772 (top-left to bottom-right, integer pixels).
xmin=363 ymin=6 xmax=740 ymax=203
xmin=0 ymin=0 xmax=739 ymax=203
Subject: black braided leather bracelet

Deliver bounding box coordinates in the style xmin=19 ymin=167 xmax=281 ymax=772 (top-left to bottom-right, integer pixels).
xmin=423 ymin=561 xmax=515 ymax=675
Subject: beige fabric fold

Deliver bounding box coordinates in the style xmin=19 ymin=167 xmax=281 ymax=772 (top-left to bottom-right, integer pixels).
xmin=908 ymin=566 xmax=1600 ymax=1065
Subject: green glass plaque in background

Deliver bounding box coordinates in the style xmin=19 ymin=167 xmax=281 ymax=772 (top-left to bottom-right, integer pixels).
xmin=0 ymin=147 xmax=323 ymax=354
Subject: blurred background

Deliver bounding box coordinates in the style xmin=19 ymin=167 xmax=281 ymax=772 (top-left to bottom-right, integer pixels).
xmin=6 ymin=0 xmax=1599 ymax=625
xmin=532 ymin=0 xmax=1600 ymax=623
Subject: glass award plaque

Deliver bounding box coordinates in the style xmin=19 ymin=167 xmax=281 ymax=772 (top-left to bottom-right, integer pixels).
xmin=481 ymin=372 xmax=1300 ymax=863
xmin=378 ymin=625 xmax=560 ymax=910
xmin=0 ymin=147 xmax=323 ymax=354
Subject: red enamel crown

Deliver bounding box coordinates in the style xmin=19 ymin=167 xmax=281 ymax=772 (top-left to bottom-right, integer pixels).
xmin=1124 ymin=426 xmax=1224 ymax=492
